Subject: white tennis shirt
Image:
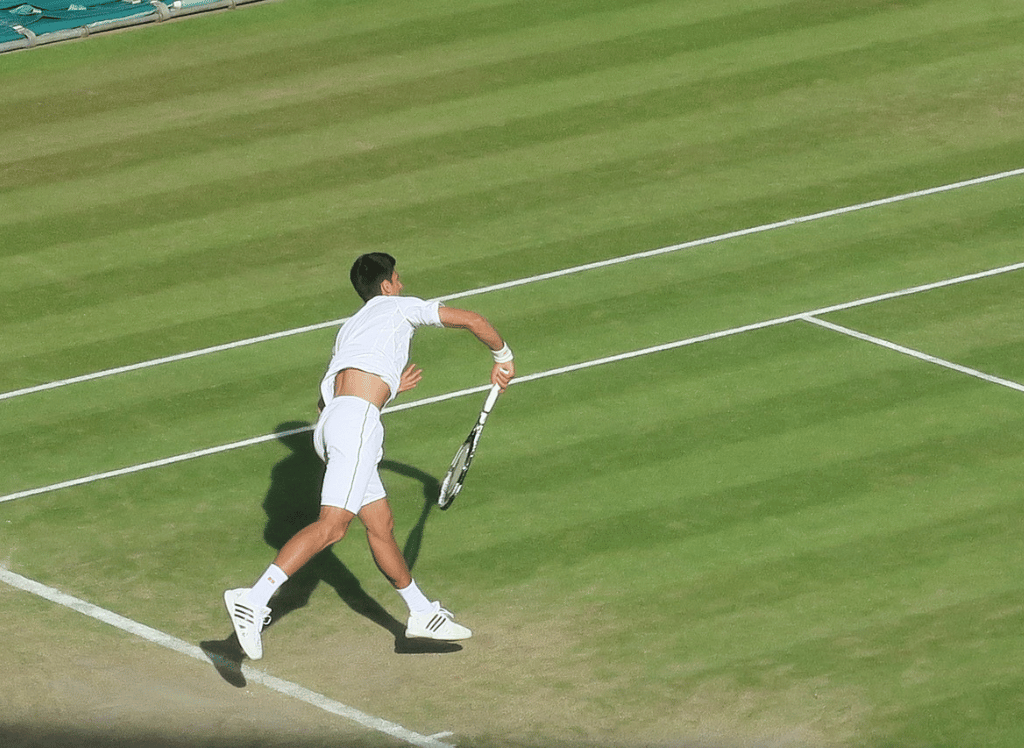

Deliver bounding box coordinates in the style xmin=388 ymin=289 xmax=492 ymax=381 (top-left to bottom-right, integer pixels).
xmin=319 ymin=295 xmax=444 ymax=407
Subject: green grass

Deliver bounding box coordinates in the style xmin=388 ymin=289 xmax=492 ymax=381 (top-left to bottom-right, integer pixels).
xmin=2 ymin=0 xmax=1024 ymax=746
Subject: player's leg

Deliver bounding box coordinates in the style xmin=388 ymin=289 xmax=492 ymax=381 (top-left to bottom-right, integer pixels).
xmin=224 ymin=397 xmax=377 ymax=659
xmin=359 ymin=498 xmax=412 ymax=589
xmin=245 ymin=506 xmax=354 ymax=611
xmin=359 ymin=498 xmax=472 ymax=641
xmin=224 ymin=506 xmax=354 ymax=660
xmin=263 ymin=396 xmax=378 ymax=581
xmin=245 ymin=463 xmax=362 ymax=611
xmin=272 ymin=506 xmax=355 ymax=576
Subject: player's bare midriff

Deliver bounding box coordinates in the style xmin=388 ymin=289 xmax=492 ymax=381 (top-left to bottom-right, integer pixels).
xmin=334 ymin=368 xmax=390 ymax=409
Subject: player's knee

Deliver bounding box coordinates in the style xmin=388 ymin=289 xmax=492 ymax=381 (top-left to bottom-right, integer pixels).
xmin=359 ymin=499 xmax=395 ymax=537
xmin=317 ymin=510 xmax=353 ymax=545
xmin=364 ymin=516 xmax=394 ymax=543
xmin=323 ymin=523 xmax=348 ymax=545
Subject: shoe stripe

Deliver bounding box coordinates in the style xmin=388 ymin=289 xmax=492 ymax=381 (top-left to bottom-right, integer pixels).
xmin=406 ymin=608 xmax=469 ymax=639
xmin=229 ymin=599 xmax=270 ymax=631
xmin=232 ymin=603 xmax=258 ymax=625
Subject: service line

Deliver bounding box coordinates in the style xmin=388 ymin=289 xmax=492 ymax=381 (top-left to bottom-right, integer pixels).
xmin=802 ymin=316 xmax=1024 ymax=394
xmin=2 ymin=167 xmax=1022 ymax=404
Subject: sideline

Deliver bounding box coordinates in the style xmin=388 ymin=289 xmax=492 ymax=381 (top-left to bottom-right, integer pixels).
xmin=3 ymin=258 xmax=1022 ymax=505
xmin=0 ymin=566 xmax=453 ymax=748
xmin=2 ymin=166 xmax=1022 ymax=404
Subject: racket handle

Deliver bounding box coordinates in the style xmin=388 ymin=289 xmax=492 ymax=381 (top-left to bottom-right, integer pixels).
xmin=483 ymin=383 xmax=501 ymax=412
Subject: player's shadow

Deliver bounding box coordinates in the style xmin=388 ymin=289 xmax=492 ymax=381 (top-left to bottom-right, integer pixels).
xmin=202 ymin=421 xmax=457 ymax=686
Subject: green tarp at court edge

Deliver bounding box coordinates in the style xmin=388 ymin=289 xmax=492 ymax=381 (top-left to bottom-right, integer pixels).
xmin=1 ymin=0 xmax=266 ymax=53
xmin=0 ymin=1 xmax=157 ymax=39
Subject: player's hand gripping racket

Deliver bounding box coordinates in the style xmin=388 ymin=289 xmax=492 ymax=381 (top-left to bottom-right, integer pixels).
xmin=438 ymin=384 xmax=502 ymax=510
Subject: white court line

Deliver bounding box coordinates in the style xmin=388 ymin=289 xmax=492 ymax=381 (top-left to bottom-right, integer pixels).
xmin=0 ymin=385 xmax=492 ymax=504
xmin=2 ymin=166 xmax=1022 ymax=404
xmin=802 ymin=316 xmax=1024 ymax=393
xmin=0 ymin=566 xmax=453 ymax=748
xmin=0 ymin=319 xmax=343 ymax=403
xmin=497 ymin=258 xmax=1024 ymax=385
xmin=3 ymin=258 xmax=1023 ymax=506
xmin=0 ymin=425 xmax=312 ymax=504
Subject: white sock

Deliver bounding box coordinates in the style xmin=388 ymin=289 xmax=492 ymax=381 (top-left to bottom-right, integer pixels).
xmin=248 ymin=564 xmax=288 ymax=608
xmin=396 ymin=579 xmax=433 ymax=615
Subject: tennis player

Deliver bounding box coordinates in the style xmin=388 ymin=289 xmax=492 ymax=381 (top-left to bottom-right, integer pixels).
xmin=224 ymin=252 xmax=515 ymax=660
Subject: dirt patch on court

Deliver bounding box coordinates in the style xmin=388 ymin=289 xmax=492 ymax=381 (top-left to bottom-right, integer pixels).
xmin=0 ymin=583 xmax=402 ymax=748
xmin=1 ymin=580 xmax=869 ymax=748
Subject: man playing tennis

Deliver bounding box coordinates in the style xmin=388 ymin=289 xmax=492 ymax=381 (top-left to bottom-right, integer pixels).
xmin=224 ymin=252 xmax=515 ymax=660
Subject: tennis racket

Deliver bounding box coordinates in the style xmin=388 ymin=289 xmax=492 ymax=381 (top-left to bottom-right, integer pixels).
xmin=437 ymin=384 xmax=502 ymax=510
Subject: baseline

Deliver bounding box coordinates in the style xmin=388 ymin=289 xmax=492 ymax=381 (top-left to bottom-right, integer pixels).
xmin=0 ymin=566 xmax=453 ymax=748
xmin=2 ymin=166 xmax=1021 ymax=404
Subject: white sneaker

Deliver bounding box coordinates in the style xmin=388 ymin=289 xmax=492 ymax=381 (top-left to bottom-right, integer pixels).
xmin=223 ymin=588 xmax=271 ymax=660
xmin=406 ymin=602 xmax=472 ymax=641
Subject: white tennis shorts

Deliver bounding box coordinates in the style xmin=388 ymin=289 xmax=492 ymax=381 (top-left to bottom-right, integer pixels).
xmin=312 ymin=396 xmax=386 ymax=513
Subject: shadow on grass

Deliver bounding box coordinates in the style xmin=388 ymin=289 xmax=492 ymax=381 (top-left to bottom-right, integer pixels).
xmin=1 ymin=723 xmax=705 ymax=748
xmin=202 ymin=422 xmax=458 ymax=686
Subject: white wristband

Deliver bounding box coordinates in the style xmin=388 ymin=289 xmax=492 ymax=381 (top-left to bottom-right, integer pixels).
xmin=492 ymin=343 xmax=513 ymax=363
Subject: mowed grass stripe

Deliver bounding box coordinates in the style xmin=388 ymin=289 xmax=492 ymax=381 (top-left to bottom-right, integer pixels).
xmin=3 ymin=31 xmax=1020 ymax=360
xmin=0 ymin=0 xmax=610 ymax=116
xmin=4 ymin=73 xmax=1020 ymax=301
xmin=4 ymin=127 xmax=1021 ymax=331
xmin=4 ymin=0 xmax=1019 ymax=379
xmin=0 ymin=170 xmax=1020 ymax=398
xmin=0 ymin=0 xmax=966 ymax=176
xmin=5 ymin=3 xmax=1016 ymax=228
xmin=0 ymin=0 xmax=907 ymax=136
xmin=8 ymin=43 xmax=1023 ymax=298
xmin=0 ymin=0 xmax=786 ymax=169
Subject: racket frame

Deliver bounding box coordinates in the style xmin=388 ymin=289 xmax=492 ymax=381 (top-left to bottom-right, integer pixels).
xmin=437 ymin=384 xmax=502 ymax=509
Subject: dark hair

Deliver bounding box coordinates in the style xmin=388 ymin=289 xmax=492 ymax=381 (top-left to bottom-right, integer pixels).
xmin=350 ymin=253 xmax=396 ymax=301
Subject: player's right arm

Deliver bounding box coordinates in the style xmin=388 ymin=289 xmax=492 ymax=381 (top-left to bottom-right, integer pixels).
xmin=438 ymin=306 xmax=515 ymax=391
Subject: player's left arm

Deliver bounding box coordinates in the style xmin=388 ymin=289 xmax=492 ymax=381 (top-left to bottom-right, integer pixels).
xmin=438 ymin=306 xmax=515 ymax=391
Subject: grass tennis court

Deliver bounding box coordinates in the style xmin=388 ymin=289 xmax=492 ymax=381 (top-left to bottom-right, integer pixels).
xmin=2 ymin=0 xmax=1024 ymax=746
